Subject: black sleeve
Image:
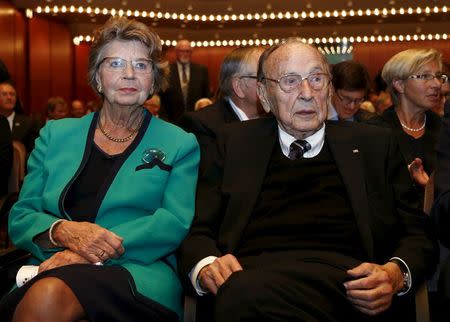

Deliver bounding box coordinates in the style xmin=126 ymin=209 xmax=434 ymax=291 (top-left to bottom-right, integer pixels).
xmin=0 ymin=116 xmax=13 ymax=196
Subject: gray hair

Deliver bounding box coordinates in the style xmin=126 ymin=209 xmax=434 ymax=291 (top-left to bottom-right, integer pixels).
xmin=88 ymin=16 xmax=168 ymax=97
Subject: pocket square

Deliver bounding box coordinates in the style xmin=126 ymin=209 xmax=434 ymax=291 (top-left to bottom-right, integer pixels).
xmin=135 ymin=158 xmax=172 ymax=172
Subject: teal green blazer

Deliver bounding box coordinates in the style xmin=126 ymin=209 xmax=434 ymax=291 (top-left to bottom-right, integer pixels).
xmin=9 ymin=112 xmax=200 ymax=318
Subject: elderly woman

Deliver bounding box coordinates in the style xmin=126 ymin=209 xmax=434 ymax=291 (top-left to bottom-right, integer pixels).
xmin=0 ymin=17 xmax=199 ymax=322
xmin=368 ymin=48 xmax=447 ymax=188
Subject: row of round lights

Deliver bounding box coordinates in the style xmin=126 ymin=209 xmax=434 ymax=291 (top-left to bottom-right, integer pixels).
xmin=30 ymin=5 xmax=448 ymax=21
xmin=73 ymin=33 xmax=449 ymax=46
xmin=318 ymin=46 xmax=354 ymax=56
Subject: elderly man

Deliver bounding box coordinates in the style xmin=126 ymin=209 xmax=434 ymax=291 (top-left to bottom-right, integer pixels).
xmin=179 ymin=46 xmax=266 ymax=174
xmin=160 ymin=39 xmax=210 ymax=122
xmin=328 ymin=60 xmax=374 ymax=122
xmin=178 ymin=39 xmax=436 ymax=322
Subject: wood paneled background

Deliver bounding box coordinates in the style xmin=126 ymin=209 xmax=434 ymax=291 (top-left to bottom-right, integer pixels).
xmin=1 ymin=0 xmax=449 ymax=120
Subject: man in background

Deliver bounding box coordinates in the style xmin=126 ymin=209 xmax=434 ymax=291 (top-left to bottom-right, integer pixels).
xmin=328 ymin=60 xmax=375 ymax=122
xmin=179 ymin=46 xmax=266 ymax=174
xmin=160 ymin=40 xmax=210 ymax=123
xmin=0 ymin=81 xmax=39 ymax=153
xmin=70 ymin=99 xmax=86 ymax=118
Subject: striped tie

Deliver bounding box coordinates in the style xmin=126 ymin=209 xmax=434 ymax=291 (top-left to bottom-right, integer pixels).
xmin=288 ymin=140 xmax=311 ymax=160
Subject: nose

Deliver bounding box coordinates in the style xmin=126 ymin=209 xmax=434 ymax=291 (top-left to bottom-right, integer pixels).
xmin=297 ymin=78 xmax=313 ymax=100
xmin=123 ymin=62 xmax=136 ymax=78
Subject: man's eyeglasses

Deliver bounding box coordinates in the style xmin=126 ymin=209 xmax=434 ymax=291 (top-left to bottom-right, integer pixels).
xmin=262 ymin=73 xmax=330 ymax=93
xmin=336 ymin=92 xmax=365 ymax=106
xmin=408 ymin=73 xmax=448 ymax=84
xmin=100 ymin=57 xmax=153 ymax=74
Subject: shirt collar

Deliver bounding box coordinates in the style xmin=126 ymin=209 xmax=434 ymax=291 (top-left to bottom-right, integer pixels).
xmin=227 ymin=97 xmax=249 ymax=121
xmin=6 ymin=111 xmax=15 ymax=130
xmin=327 ymin=104 xmax=339 ymax=121
xmin=278 ymin=122 xmax=325 ymax=158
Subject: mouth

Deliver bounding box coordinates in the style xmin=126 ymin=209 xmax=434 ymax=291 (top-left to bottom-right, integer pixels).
xmin=118 ymin=88 xmax=138 ymax=94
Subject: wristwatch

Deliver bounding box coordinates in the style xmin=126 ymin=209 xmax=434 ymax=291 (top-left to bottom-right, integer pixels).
xmin=390 ymin=258 xmax=411 ymax=295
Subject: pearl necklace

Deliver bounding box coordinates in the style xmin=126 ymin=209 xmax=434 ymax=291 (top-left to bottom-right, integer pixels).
xmin=98 ymin=113 xmax=144 ymax=143
xmin=399 ymin=115 xmax=426 ymax=132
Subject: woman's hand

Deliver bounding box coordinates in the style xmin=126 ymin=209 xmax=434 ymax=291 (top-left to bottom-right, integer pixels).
xmin=407 ymin=158 xmax=429 ymax=187
xmin=38 ymin=249 xmax=90 ymax=273
xmin=53 ymin=221 xmax=125 ymax=263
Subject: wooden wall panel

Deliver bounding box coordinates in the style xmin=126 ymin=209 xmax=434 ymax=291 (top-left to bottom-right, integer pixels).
xmin=74 ymin=43 xmax=98 ymax=104
xmin=28 ymin=17 xmax=51 ymax=116
xmin=28 ymin=17 xmax=73 ymax=119
xmin=353 ymin=40 xmax=450 ymax=83
xmin=50 ymin=23 xmax=72 ymax=104
xmin=0 ymin=0 xmax=26 ymax=109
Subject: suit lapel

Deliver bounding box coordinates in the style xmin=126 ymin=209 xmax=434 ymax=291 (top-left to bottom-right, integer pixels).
xmin=222 ymin=100 xmax=240 ymax=123
xmin=326 ymin=123 xmax=374 ymax=258
xmin=220 ymin=118 xmax=278 ymax=251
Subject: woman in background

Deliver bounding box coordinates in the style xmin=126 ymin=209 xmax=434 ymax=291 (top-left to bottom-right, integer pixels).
xmin=368 ymin=48 xmax=446 ymax=190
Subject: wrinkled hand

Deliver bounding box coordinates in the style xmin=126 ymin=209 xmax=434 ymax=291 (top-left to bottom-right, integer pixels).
xmin=198 ymin=254 xmax=243 ymax=295
xmin=408 ymin=158 xmax=429 ymax=187
xmin=344 ymin=262 xmax=404 ymax=316
xmin=53 ymin=221 xmax=125 ymax=263
xmin=39 ymin=249 xmax=90 ymax=273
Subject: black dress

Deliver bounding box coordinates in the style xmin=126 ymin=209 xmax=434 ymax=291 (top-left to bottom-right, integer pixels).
xmin=0 ymin=137 xmax=178 ymax=321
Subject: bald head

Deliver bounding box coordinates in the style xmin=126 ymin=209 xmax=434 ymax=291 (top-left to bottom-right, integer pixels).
xmin=176 ymin=40 xmax=193 ymax=64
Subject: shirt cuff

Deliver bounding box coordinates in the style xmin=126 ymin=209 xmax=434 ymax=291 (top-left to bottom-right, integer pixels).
xmin=188 ymin=256 xmax=217 ymax=296
xmin=390 ymin=257 xmax=412 ymax=296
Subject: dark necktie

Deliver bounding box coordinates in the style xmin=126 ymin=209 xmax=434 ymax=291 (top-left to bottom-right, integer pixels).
xmin=181 ymin=63 xmax=188 ymax=84
xmin=288 ymin=140 xmax=311 ymax=160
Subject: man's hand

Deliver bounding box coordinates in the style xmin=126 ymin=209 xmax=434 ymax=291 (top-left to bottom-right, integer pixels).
xmin=39 ymin=249 xmax=90 ymax=273
xmin=53 ymin=221 xmax=125 ymax=263
xmin=408 ymin=158 xmax=429 ymax=187
xmin=344 ymin=262 xmax=404 ymax=316
xmin=198 ymin=254 xmax=243 ymax=295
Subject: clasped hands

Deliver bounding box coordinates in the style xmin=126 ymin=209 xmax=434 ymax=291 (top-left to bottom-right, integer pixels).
xmin=198 ymin=254 xmax=404 ymax=316
xmin=39 ymin=221 xmax=124 ymax=273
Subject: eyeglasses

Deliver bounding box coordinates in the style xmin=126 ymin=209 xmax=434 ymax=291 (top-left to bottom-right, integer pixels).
xmin=262 ymin=73 xmax=330 ymax=93
xmin=100 ymin=57 xmax=152 ymax=74
xmin=408 ymin=73 xmax=448 ymax=84
xmin=336 ymin=92 xmax=365 ymax=106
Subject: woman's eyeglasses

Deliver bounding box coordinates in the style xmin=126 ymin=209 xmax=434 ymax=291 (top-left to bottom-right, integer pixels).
xmin=100 ymin=57 xmax=152 ymax=74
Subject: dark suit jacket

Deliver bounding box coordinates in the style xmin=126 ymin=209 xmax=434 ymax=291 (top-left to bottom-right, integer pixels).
xmin=178 ymin=98 xmax=239 ymax=174
xmin=11 ymin=114 xmax=40 ymax=154
xmin=0 ymin=115 xmax=12 ymax=196
xmin=160 ymin=62 xmax=210 ymax=122
xmin=178 ymin=117 xmax=437 ymax=293
xmin=433 ymin=99 xmax=450 ymax=247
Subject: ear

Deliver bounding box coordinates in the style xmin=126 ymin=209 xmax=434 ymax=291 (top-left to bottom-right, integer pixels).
xmin=95 ymin=72 xmax=102 ymax=93
xmin=232 ymin=77 xmax=245 ymax=99
xmin=257 ymin=82 xmax=272 ymax=113
xmin=392 ymin=79 xmax=405 ymax=94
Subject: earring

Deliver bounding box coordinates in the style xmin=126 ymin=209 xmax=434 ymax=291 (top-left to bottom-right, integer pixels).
xmin=97 ymin=83 xmax=102 ymax=93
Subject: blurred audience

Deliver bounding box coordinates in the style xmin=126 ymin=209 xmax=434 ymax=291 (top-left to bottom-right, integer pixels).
xmin=160 ymin=39 xmax=210 ymax=122
xmin=328 ymin=60 xmax=375 ymax=122
xmin=431 ymin=62 xmax=450 ymax=117
xmin=46 ymin=96 xmax=69 ymax=121
xmin=0 ymin=80 xmax=39 ymax=153
xmin=194 ymin=97 xmax=213 ymax=111
xmin=368 ymin=48 xmax=445 ymax=189
xmin=143 ymin=94 xmax=161 ymax=116
xmin=0 ymin=115 xmax=12 ymax=196
xmin=70 ymin=99 xmax=86 ymax=118
xmin=179 ymin=46 xmax=266 ymax=174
